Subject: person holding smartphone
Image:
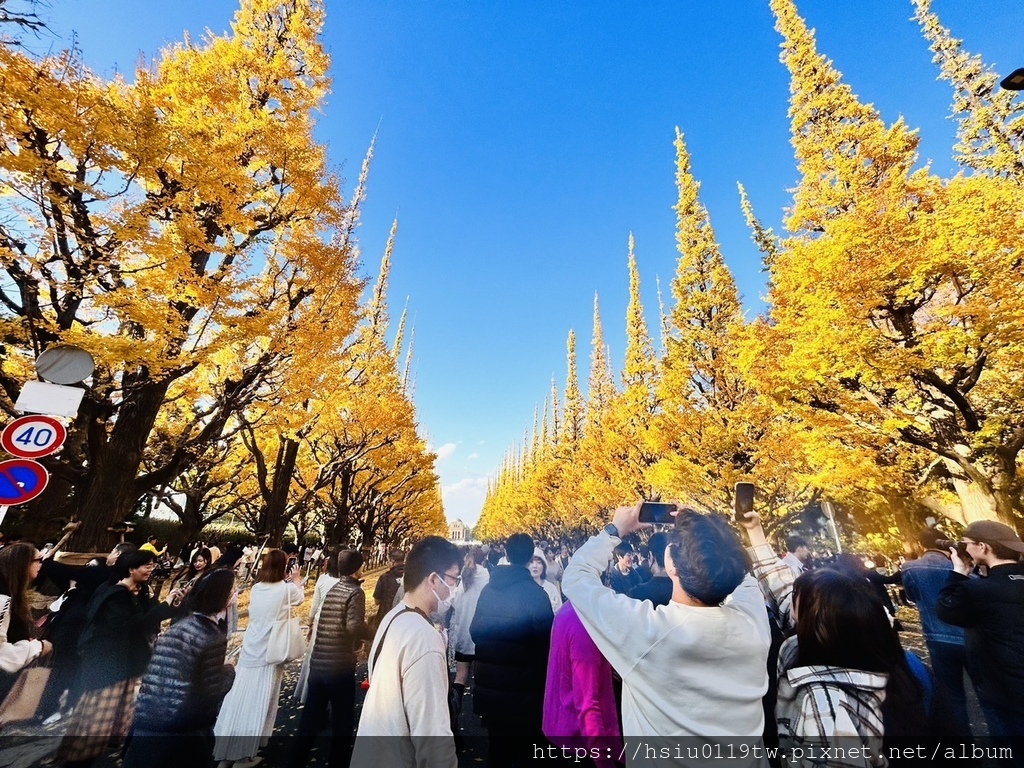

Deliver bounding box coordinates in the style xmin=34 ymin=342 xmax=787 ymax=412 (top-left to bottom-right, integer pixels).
xmin=739 ymin=503 xmax=952 ymax=762
xmin=213 ymin=549 xmax=304 ymax=768
xmin=561 ymin=503 xmax=770 ymax=740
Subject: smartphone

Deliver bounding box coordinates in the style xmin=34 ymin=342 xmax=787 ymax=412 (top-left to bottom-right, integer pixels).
xmin=638 ymin=501 xmax=677 ymax=525
xmin=734 ymin=482 xmax=755 ymax=523
xmin=287 ymin=556 xmax=298 ymax=573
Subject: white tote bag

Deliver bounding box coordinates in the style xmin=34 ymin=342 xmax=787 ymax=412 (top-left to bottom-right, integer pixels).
xmin=266 ymin=586 xmax=304 ymax=665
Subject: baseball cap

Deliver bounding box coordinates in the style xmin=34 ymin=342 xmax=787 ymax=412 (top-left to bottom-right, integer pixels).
xmin=962 ymin=521 xmax=1024 ymax=554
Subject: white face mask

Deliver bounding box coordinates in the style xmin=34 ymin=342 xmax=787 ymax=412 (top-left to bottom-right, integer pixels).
xmin=432 ymin=574 xmax=462 ymax=614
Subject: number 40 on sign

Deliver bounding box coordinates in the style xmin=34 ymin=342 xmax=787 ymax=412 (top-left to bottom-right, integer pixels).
xmin=1 ymin=415 xmax=67 ymax=459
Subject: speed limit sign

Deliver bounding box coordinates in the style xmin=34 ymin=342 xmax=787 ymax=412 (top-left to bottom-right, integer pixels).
xmin=1 ymin=415 xmax=68 ymax=459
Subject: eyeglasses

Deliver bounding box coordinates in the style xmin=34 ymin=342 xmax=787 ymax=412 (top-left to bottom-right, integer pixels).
xmin=438 ymin=572 xmax=461 ymax=588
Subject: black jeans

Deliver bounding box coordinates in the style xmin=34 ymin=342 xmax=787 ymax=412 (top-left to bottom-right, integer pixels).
xmin=979 ymin=701 xmax=1024 ymax=766
xmin=926 ymin=640 xmax=972 ymax=739
xmin=485 ymin=723 xmax=548 ymax=768
xmin=122 ymin=728 xmax=215 ymax=768
xmin=288 ymin=669 xmax=356 ymax=768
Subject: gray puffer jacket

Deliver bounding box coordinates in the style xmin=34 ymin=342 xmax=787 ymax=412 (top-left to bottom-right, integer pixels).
xmin=309 ymin=576 xmax=371 ymax=676
xmin=132 ymin=613 xmax=234 ymax=733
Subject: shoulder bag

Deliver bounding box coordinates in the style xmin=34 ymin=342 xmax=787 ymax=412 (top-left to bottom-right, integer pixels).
xmin=368 ymin=605 xmax=420 ymax=679
xmin=0 ymin=597 xmax=51 ymax=729
xmin=364 ymin=606 xmax=460 ymax=730
xmin=0 ymin=659 xmax=50 ymax=729
xmin=266 ymin=584 xmax=305 ymax=665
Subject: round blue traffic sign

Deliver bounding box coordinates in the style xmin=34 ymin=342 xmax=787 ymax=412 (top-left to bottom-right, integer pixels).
xmin=0 ymin=459 xmax=49 ymax=505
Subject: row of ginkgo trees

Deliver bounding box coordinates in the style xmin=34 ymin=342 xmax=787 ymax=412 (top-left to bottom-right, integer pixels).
xmin=0 ymin=0 xmax=446 ymax=552
xmin=478 ymin=0 xmax=1024 ymax=546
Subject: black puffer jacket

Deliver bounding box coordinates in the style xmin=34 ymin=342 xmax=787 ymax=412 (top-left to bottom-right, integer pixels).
xmin=470 ymin=565 xmax=553 ymax=725
xmin=132 ymin=613 xmax=235 ymax=733
xmin=309 ymin=576 xmax=370 ymax=676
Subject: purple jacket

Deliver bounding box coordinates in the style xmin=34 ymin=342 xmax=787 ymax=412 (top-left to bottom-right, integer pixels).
xmin=542 ymin=602 xmax=621 ymax=768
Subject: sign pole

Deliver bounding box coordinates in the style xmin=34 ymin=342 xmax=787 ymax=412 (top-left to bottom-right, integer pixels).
xmin=0 ymin=505 xmax=7 ymax=527
xmin=822 ymin=500 xmax=843 ymax=554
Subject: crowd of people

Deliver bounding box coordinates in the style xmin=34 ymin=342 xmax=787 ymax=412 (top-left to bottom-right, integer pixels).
xmin=0 ymin=505 xmax=1022 ymax=768
xmin=349 ymin=507 xmax=1024 ymax=768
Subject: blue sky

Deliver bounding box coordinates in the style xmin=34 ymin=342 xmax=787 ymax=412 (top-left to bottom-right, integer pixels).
xmin=40 ymin=0 xmax=1024 ymax=528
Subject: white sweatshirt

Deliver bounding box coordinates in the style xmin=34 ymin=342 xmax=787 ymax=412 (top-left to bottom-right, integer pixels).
xmin=562 ymin=530 xmax=771 ymax=739
xmin=351 ymin=601 xmax=457 ymax=768
xmin=0 ymin=594 xmax=43 ymax=674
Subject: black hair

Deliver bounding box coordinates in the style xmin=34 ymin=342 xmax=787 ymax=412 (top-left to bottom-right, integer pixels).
xmin=793 ymin=568 xmax=927 ymax=738
xmin=648 ymin=532 xmax=669 ymax=569
xmin=325 ymin=548 xmax=342 ymax=578
xmin=178 ymin=547 xmax=212 ymax=584
xmin=505 ymin=533 xmax=534 ymax=567
xmin=404 ymin=536 xmax=462 ymax=591
xmin=213 ymin=545 xmax=244 ymax=570
xmin=786 ymin=535 xmax=808 ymax=553
xmin=487 ymin=548 xmax=502 ymax=568
xmin=612 ymin=541 xmax=634 ymax=561
xmin=110 ymin=542 xmax=137 ymax=560
xmin=528 ymin=555 xmax=548 ymax=581
xmin=666 ymin=510 xmax=748 ymax=606
xmin=113 ymin=549 xmax=156 ymax=580
xmin=832 ymin=552 xmax=870 ymax=576
xmin=916 ymin=528 xmax=945 ymax=550
xmin=188 ymin=569 xmax=235 ymax=615
xmin=336 ymin=549 xmax=364 ymax=577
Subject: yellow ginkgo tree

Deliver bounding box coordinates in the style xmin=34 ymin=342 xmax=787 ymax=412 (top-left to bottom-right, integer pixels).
xmin=482 ymin=0 xmax=1024 ymax=542
xmin=0 ymin=0 xmax=364 ymax=550
xmin=761 ymin=0 xmax=1024 ymax=526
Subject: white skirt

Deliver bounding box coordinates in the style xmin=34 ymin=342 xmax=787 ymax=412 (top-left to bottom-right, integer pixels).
xmin=213 ymin=662 xmax=284 ymax=761
xmin=292 ymin=643 xmax=312 ymax=704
